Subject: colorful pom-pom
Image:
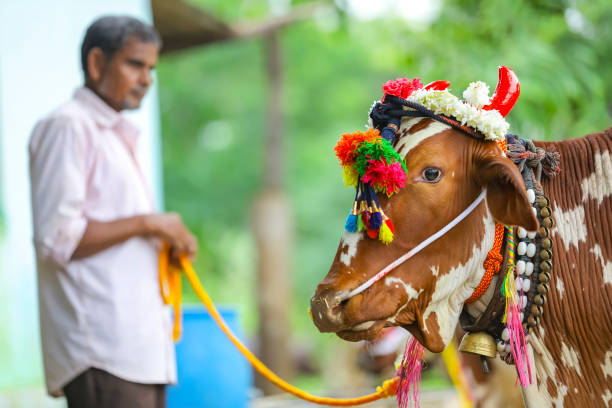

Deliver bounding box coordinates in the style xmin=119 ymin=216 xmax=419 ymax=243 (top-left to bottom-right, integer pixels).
xmin=345 ymin=211 xmax=358 ymax=233
xmin=384 ymin=218 xmax=395 ymax=234
xmin=370 ymin=211 xmax=383 ymax=230
xmin=342 ymin=166 xmax=358 ymax=187
xmin=379 ymin=220 xmax=394 ymax=244
xmin=362 ymin=211 xmax=371 ymax=228
xmin=335 ymin=124 xmax=408 ymax=243
xmin=357 ymin=213 xmax=366 ymax=232
xmin=367 ymin=228 xmax=379 ymax=239
xmin=362 ymin=160 xmax=407 ymax=196
xmin=334 ymin=129 xmax=382 ymax=166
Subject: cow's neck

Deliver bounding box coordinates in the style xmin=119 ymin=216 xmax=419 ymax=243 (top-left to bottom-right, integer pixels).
xmin=463 ymin=209 xmax=500 ymax=322
xmin=521 ymin=134 xmax=612 ymax=408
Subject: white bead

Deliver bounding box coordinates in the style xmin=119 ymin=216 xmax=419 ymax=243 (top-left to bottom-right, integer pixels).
xmin=504 ymin=344 xmax=511 ymax=353
xmin=519 ymin=312 xmax=524 ymax=321
xmin=527 ymin=231 xmax=537 ymax=239
xmin=525 ymin=262 xmax=534 ymax=276
xmin=515 ymin=277 xmax=522 ymax=291
xmin=502 ymin=328 xmax=510 ymax=341
xmin=517 ymin=242 xmax=527 ymax=255
xmin=497 ymin=341 xmax=506 ymax=353
xmin=521 ymin=295 xmax=528 ymax=309
xmin=526 ymin=243 xmax=536 ymax=257
xmin=516 ymin=260 xmax=526 ymax=275
xmin=523 ymin=279 xmax=531 ymax=292
xmin=532 ymin=207 xmax=538 ymax=216
xmin=527 ymin=189 xmax=536 ymax=203
xmin=517 ymin=227 xmax=527 ymax=238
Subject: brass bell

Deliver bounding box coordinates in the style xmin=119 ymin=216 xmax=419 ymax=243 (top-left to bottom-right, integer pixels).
xmin=458 ymin=332 xmax=497 ymax=358
xmin=542 ymin=217 xmax=554 ymax=228
xmin=540 ymin=207 xmax=551 ymax=217
xmin=536 ymin=196 xmax=550 ymax=207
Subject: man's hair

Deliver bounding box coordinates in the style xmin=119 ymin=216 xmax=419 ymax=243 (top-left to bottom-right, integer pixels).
xmin=80 ymin=15 xmax=162 ymax=77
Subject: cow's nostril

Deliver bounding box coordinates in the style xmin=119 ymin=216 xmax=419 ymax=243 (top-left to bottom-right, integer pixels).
xmin=310 ymin=291 xmax=349 ymax=332
xmin=332 ymin=298 xmax=349 ymax=315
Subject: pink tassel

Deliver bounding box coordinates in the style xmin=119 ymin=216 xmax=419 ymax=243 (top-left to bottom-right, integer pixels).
xmin=506 ymin=302 xmax=532 ymax=386
xmin=396 ymin=336 xmax=425 ymax=408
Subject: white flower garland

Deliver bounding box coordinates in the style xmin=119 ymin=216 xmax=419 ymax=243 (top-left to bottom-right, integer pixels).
xmin=407 ymin=87 xmax=510 ymax=141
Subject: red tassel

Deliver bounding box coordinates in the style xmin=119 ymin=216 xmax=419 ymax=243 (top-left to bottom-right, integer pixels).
xmin=367 ymin=228 xmax=379 ymax=239
xmin=385 ymin=218 xmax=395 ymax=234
xmin=362 ymin=211 xmax=371 ymax=228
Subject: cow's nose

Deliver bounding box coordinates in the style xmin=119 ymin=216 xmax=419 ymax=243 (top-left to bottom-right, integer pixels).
xmin=310 ymin=290 xmax=347 ymax=332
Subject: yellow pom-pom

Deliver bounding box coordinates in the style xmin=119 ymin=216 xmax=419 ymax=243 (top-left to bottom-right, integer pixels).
xmin=379 ymin=221 xmax=394 ymax=244
xmin=342 ymin=166 xmax=358 ymax=187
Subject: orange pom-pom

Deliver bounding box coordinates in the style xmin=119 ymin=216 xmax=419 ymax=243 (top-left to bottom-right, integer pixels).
xmin=334 ymin=128 xmax=381 ymax=166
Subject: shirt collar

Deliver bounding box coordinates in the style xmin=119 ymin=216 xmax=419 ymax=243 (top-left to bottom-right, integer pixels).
xmin=74 ymin=86 xmax=140 ymax=152
xmin=74 ymin=86 xmax=122 ymax=128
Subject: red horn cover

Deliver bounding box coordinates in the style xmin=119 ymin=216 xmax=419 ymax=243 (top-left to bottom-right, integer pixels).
xmin=482 ymin=66 xmax=520 ymax=117
xmin=424 ymin=80 xmax=451 ymax=91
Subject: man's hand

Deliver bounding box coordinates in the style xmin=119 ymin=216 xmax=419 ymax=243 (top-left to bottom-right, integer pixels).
xmin=144 ymin=212 xmax=198 ymax=261
xmin=71 ymin=212 xmax=198 ymax=262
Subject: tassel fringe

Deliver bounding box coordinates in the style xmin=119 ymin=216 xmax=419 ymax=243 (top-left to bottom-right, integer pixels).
xmin=396 ymin=336 xmax=425 ymax=408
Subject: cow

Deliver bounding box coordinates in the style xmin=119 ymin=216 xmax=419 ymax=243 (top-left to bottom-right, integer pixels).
xmin=310 ymin=73 xmax=612 ymax=407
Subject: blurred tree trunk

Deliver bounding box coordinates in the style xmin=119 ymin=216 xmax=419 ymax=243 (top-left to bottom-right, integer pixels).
xmin=252 ymin=29 xmax=294 ymax=395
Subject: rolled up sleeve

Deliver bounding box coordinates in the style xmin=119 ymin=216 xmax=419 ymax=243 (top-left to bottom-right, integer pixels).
xmin=29 ymin=116 xmax=88 ymax=267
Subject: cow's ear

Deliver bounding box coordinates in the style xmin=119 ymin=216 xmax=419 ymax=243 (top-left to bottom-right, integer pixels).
xmin=475 ymin=155 xmax=539 ymax=231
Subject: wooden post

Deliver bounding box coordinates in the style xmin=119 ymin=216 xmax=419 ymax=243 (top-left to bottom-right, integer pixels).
xmin=252 ymin=28 xmax=294 ymax=395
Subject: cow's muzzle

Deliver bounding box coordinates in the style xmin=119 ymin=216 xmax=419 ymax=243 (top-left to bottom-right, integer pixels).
xmin=310 ymin=289 xmax=348 ymax=332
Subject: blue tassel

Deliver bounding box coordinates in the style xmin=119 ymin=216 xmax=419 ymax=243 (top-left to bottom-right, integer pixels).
xmin=370 ymin=211 xmax=383 ymax=229
xmin=345 ymin=212 xmax=358 ymax=232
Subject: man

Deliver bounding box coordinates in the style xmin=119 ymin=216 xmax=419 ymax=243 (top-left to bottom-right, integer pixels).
xmin=28 ymin=16 xmax=197 ymax=408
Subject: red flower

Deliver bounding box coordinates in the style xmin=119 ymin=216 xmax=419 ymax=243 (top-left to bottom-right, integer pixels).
xmin=382 ymin=77 xmax=423 ymax=101
xmin=411 ymin=78 xmax=423 ymax=92
xmin=383 ymin=79 xmax=405 ymax=99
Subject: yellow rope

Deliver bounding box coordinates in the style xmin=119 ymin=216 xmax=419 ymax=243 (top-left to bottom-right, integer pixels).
xmin=441 ymin=340 xmax=474 ymax=408
xmin=159 ymin=246 xmax=398 ymax=405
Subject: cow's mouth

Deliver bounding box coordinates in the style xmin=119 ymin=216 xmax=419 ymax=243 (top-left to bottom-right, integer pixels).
xmin=336 ymin=320 xmax=387 ymax=342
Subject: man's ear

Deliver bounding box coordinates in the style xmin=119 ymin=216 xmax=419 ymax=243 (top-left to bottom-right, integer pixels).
xmin=475 ymin=155 xmax=539 ymax=231
xmin=87 ymin=47 xmax=107 ymax=82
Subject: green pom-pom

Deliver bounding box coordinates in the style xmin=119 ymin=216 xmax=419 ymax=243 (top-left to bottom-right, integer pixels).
xmin=357 ymin=213 xmax=366 ymax=232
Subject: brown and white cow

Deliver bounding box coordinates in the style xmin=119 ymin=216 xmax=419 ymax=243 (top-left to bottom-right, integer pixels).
xmin=311 ymin=119 xmax=612 ymax=407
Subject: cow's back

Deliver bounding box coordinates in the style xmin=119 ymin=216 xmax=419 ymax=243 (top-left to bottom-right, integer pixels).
xmin=526 ymin=127 xmax=612 ymax=407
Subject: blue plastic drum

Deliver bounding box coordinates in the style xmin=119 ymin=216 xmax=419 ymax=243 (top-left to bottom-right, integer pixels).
xmin=167 ymin=305 xmax=252 ymax=408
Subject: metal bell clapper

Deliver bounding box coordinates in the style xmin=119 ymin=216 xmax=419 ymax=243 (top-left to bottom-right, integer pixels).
xmin=458 ymin=332 xmax=497 ymax=373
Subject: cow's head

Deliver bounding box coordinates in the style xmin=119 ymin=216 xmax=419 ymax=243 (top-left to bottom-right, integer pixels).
xmin=311 ymin=68 xmax=539 ymax=353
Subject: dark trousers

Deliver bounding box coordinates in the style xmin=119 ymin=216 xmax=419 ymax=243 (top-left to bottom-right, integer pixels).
xmin=63 ymin=367 xmax=166 ymax=408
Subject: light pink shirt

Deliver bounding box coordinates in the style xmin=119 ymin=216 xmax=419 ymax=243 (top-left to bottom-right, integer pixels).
xmin=29 ymin=87 xmax=176 ymax=397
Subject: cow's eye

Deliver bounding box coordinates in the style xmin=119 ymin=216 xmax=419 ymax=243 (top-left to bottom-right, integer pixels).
xmin=423 ymin=167 xmax=442 ymax=183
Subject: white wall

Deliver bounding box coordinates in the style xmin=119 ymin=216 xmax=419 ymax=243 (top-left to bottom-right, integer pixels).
xmin=0 ymin=0 xmax=162 ymax=401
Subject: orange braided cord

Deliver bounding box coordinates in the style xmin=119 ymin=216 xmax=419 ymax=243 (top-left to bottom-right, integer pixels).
xmin=495 ymin=139 xmax=507 ymax=156
xmin=176 ymin=253 xmax=399 ymax=406
xmin=159 ymin=245 xmax=398 ymax=405
xmin=158 ymin=243 xmax=183 ymax=341
xmin=465 ymin=222 xmax=505 ymax=303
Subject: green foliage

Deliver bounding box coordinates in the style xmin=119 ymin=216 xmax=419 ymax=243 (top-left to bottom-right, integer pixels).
xmin=158 ymin=0 xmax=612 ymax=345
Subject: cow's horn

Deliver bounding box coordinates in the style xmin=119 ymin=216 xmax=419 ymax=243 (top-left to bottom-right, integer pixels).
xmin=424 ymin=80 xmax=451 ymax=91
xmin=482 ymin=66 xmax=520 ymax=117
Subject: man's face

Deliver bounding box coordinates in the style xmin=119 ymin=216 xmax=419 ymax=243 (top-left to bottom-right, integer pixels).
xmin=90 ymin=36 xmax=159 ymax=111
